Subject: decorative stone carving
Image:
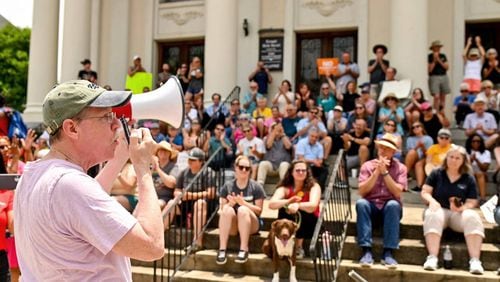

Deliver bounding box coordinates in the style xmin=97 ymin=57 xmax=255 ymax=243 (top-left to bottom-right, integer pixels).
xmin=303 ymin=0 xmax=353 ymax=17
xmin=161 ymin=11 xmax=203 ymax=26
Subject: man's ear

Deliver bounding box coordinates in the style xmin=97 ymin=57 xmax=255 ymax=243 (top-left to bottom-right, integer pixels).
xmin=60 ymin=119 xmax=80 ymax=140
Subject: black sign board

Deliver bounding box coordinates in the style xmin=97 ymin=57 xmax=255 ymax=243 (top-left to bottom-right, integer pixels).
xmin=259 ymin=37 xmax=283 ymax=71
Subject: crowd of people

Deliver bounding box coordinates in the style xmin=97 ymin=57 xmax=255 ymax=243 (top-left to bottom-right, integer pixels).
xmin=5 ymin=36 xmax=499 ymax=280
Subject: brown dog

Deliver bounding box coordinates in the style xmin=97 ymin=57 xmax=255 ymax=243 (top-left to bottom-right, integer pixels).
xmin=262 ymin=218 xmax=298 ymax=282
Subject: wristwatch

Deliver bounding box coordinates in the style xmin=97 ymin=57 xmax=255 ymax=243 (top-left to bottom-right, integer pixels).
xmin=381 ymin=171 xmax=389 ymax=176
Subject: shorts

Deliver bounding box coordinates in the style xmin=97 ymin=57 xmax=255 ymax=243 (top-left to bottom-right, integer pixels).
xmin=463 ymin=78 xmax=481 ymax=93
xmin=186 ymin=86 xmax=202 ymax=95
xmin=428 ymin=75 xmax=451 ymax=95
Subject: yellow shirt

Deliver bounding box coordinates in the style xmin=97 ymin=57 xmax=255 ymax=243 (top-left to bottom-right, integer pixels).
xmin=253 ymin=107 xmax=273 ymax=119
xmin=426 ymin=143 xmax=452 ymax=167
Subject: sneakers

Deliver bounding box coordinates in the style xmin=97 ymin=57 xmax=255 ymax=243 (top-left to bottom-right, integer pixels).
xmin=469 ymin=258 xmax=484 ymax=275
xmin=296 ymin=247 xmax=305 ymax=259
xmin=216 ymin=249 xmax=227 ymax=265
xmin=381 ymin=251 xmax=398 ymax=269
xmin=359 ymin=250 xmax=374 ymax=267
xmin=423 ymin=255 xmax=438 ymax=271
xmin=410 ymin=186 xmax=422 ymax=194
xmin=235 ymin=250 xmax=249 ymax=264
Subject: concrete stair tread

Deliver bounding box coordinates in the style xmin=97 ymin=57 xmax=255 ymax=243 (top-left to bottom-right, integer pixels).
xmin=338 ymin=259 xmax=500 ymax=281
xmin=193 ymin=249 xmax=314 ymax=265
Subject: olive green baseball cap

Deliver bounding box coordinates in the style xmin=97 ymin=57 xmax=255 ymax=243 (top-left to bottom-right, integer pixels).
xmin=43 ymin=80 xmax=132 ymax=135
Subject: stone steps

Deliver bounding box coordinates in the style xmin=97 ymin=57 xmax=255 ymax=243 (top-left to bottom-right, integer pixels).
xmin=337 ymin=260 xmax=500 ymax=282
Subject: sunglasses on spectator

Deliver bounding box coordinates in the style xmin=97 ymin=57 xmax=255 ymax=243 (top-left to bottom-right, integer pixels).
xmin=310 ymin=111 xmax=318 ymax=114
xmin=243 ymin=129 xmax=251 ymax=133
xmin=237 ymin=165 xmax=251 ymax=171
xmin=215 ymin=127 xmax=224 ymax=131
xmin=460 ymin=90 xmax=469 ymax=92
xmin=294 ymin=169 xmax=307 ymax=174
xmin=412 ymin=125 xmax=421 ymax=129
xmin=0 ymin=145 xmax=7 ymax=150
xmin=355 ymin=107 xmax=364 ymax=109
xmin=471 ymin=139 xmax=481 ymax=143
xmin=321 ymin=87 xmax=329 ymax=90
xmin=438 ymin=135 xmax=450 ymax=140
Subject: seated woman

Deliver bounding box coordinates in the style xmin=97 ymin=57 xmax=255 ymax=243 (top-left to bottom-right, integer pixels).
xmin=268 ymin=160 xmax=321 ymax=259
xmin=465 ymin=134 xmax=491 ymax=204
xmin=151 ymin=141 xmax=178 ymax=228
xmin=378 ymin=93 xmax=404 ymax=135
xmin=405 ymin=122 xmax=433 ymax=190
xmin=404 ymin=88 xmax=427 ymax=129
xmin=216 ymin=156 xmax=266 ymax=265
xmin=110 ymin=160 xmax=137 ymax=213
xmin=420 ymin=146 xmax=485 ymax=274
xmin=182 ymin=119 xmax=210 ymax=152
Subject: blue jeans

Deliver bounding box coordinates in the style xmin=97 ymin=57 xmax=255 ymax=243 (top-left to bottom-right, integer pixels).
xmin=356 ymin=198 xmax=402 ymax=249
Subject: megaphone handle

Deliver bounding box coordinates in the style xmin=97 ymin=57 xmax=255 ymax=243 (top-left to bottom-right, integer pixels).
xmin=120 ymin=117 xmax=131 ymax=144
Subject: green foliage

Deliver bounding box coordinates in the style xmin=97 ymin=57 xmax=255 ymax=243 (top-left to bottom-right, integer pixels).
xmin=0 ymin=24 xmax=30 ymax=111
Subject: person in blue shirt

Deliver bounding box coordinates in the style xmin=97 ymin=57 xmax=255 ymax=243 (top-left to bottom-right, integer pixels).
xmin=453 ymin=82 xmax=475 ymax=127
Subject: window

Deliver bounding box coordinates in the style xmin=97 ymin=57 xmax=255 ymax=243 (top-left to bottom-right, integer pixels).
xmin=465 ymin=21 xmax=500 ymax=55
xmin=296 ymin=30 xmax=358 ymax=94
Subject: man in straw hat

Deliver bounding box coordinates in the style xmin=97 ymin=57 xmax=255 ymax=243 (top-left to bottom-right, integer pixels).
xmin=428 ymin=40 xmax=451 ymax=111
xmin=14 ymin=80 xmax=164 ymax=280
xmin=355 ymin=133 xmax=407 ymax=269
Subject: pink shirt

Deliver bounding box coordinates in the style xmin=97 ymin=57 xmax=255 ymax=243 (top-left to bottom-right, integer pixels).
xmin=358 ymin=158 xmax=407 ymax=209
xmin=14 ymin=159 xmax=137 ymax=281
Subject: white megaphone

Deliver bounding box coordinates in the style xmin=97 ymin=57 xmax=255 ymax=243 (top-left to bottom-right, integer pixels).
xmin=113 ymin=76 xmax=185 ymax=128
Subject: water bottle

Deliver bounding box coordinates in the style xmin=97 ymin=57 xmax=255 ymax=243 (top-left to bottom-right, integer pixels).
xmin=443 ymin=245 xmax=453 ymax=269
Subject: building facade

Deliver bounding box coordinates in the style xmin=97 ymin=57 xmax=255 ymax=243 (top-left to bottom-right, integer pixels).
xmin=23 ymin=0 xmax=500 ymax=123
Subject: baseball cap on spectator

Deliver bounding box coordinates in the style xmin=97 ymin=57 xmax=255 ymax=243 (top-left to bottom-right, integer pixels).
xmin=188 ymin=147 xmax=205 ymax=161
xmin=473 ymin=95 xmax=487 ymax=104
xmin=80 ymin=59 xmax=91 ymax=65
xmin=468 ymin=48 xmax=480 ymax=57
xmin=374 ymin=133 xmax=399 ymax=151
xmin=459 ymin=82 xmax=469 ymax=91
xmin=482 ymin=80 xmax=493 ymax=89
xmin=437 ymin=128 xmax=451 ymax=138
xmin=133 ymin=55 xmax=141 ymax=61
xmin=359 ymin=82 xmax=371 ymax=93
xmin=43 ymin=80 xmax=132 ymax=135
xmin=239 ymin=113 xmax=251 ymax=120
xmin=420 ymin=101 xmax=432 ymax=111
xmin=334 ymin=105 xmax=343 ymax=112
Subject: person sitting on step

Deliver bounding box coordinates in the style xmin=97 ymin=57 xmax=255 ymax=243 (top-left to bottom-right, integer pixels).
xmin=420 ymin=145 xmax=485 ymax=274
xmin=268 ymin=160 xmax=321 ymax=259
xmin=356 ymin=133 xmax=407 ymax=269
xmin=216 ymin=155 xmax=266 ymax=265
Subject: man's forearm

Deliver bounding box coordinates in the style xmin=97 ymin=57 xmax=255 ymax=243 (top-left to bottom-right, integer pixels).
xmin=134 ymin=171 xmax=163 ymax=250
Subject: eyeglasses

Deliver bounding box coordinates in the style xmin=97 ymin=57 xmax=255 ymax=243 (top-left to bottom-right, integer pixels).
xmin=471 ymin=139 xmax=481 ymax=143
xmin=237 ymin=165 xmax=251 ymax=171
xmin=460 ymin=90 xmax=469 ymax=92
xmin=355 ymin=107 xmax=364 ymax=109
xmin=484 ymin=86 xmax=492 ymax=89
xmin=310 ymin=111 xmax=318 ymax=114
xmin=412 ymin=125 xmax=421 ymax=129
xmin=439 ymin=136 xmax=450 ymax=140
xmin=0 ymin=145 xmax=7 ymax=150
xmin=79 ymin=112 xmax=116 ymax=124
xmin=243 ymin=129 xmax=251 ymax=133
xmin=294 ymin=169 xmax=307 ymax=174
xmin=386 ymin=123 xmax=396 ymax=127
xmin=321 ymin=87 xmax=329 ymax=90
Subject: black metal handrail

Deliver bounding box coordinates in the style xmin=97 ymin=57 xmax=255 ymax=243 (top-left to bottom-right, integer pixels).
xmin=309 ymin=149 xmax=351 ymax=282
xmin=152 ymin=146 xmax=227 ymax=281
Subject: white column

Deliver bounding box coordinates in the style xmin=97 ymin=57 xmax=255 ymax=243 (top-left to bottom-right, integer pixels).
xmin=59 ymin=0 xmax=92 ymax=82
xmin=89 ymin=0 xmax=101 ymax=72
xmin=204 ymin=0 xmax=238 ymax=100
xmin=23 ymin=0 xmax=60 ymax=123
xmin=390 ymin=0 xmax=428 ymax=97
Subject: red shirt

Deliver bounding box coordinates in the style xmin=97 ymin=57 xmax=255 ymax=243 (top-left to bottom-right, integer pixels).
xmin=0 ymin=190 xmax=13 ymax=250
xmin=286 ymin=187 xmax=320 ymax=217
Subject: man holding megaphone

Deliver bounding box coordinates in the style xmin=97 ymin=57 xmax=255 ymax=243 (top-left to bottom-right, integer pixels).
xmin=14 ymin=80 xmax=166 ymax=281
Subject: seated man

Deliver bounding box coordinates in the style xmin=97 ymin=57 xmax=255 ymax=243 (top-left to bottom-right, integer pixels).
xmin=236 ymin=125 xmax=266 ymax=180
xmin=204 ymin=93 xmax=229 ymax=132
xmin=204 ymin=123 xmax=234 ymax=170
xmin=463 ymin=95 xmax=499 ymax=149
xmin=296 ymin=107 xmax=332 ymax=161
xmin=281 ymin=104 xmax=301 ymax=142
xmin=356 ymin=133 xmax=407 ymax=269
xmin=342 ymin=118 xmax=371 ymax=172
xmin=257 ymin=122 xmax=292 ymax=187
xmin=174 ymin=148 xmax=216 ymax=252
xmin=295 ymin=129 xmax=328 ymax=190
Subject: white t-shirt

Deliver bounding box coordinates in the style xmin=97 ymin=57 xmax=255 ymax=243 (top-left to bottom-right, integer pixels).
xmin=274 ymin=91 xmax=295 ymax=115
xmin=464 ymin=59 xmax=482 ymax=80
xmin=471 ymin=149 xmax=491 ymax=171
xmin=14 ymin=159 xmax=137 ymax=281
xmin=236 ymin=137 xmax=266 ymax=160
